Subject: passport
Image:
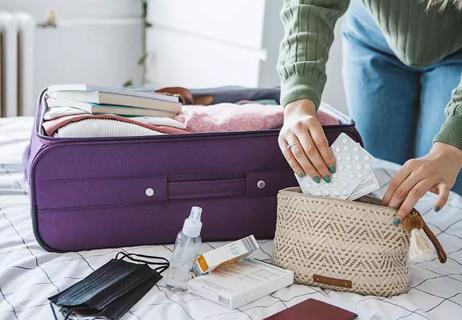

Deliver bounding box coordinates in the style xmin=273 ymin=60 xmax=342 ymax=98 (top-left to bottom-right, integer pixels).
xmin=265 ymin=298 xmax=357 ymax=320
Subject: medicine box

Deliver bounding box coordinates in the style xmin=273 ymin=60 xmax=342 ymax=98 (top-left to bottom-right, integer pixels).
xmin=194 ymin=235 xmax=259 ymax=275
xmin=189 ymin=258 xmax=294 ymax=309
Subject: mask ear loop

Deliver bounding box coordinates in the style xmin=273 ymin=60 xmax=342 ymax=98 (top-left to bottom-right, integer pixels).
xmin=50 ymin=302 xmax=76 ymax=320
xmin=63 ymin=309 xmax=74 ymax=320
xmin=116 ymin=252 xmax=169 ymax=265
xmin=115 ymin=252 xmax=170 ymax=274
xmin=49 ymin=302 xmax=58 ymax=320
xmin=155 ymin=264 xmax=169 ymax=274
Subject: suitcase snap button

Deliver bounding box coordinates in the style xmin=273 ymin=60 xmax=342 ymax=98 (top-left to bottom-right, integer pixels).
xmin=257 ymin=180 xmax=266 ymax=189
xmin=145 ymin=188 xmax=155 ymax=197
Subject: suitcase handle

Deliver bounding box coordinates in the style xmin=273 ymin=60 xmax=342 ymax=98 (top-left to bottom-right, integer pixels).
xmin=168 ymin=177 xmax=247 ymax=200
xmin=168 ymin=170 xmax=295 ymax=200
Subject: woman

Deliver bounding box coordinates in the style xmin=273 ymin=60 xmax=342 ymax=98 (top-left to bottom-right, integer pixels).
xmin=278 ymin=0 xmax=462 ymax=224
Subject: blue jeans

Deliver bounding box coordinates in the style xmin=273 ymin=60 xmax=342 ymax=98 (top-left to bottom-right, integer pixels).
xmin=342 ymin=0 xmax=462 ymax=194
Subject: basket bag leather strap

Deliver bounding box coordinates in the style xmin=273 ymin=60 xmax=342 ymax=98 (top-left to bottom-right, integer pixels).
xmin=409 ymin=209 xmax=447 ymax=263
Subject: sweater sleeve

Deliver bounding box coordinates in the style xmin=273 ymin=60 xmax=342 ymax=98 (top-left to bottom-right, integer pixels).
xmin=434 ymin=74 xmax=462 ymax=151
xmin=278 ymin=0 xmax=349 ymax=108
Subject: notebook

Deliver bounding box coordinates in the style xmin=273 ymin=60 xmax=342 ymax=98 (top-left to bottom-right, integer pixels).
xmin=47 ymin=84 xmax=182 ymax=112
xmin=265 ymin=298 xmax=357 ymax=320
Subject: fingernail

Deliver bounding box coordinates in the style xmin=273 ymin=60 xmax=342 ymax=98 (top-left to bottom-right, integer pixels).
xmin=297 ymin=172 xmax=306 ymax=178
xmin=312 ymin=176 xmax=321 ymax=183
xmin=434 ymin=206 xmax=441 ymax=212
xmin=322 ymin=175 xmax=331 ymax=183
xmin=393 ymin=217 xmax=401 ymax=226
xmin=328 ymin=165 xmax=336 ymax=174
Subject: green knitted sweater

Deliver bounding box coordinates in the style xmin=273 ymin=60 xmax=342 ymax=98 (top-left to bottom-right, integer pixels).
xmin=278 ymin=0 xmax=462 ymax=151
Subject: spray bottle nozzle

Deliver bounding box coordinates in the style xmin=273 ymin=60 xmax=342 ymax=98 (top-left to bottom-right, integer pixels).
xmin=182 ymin=206 xmax=203 ymax=238
xmin=189 ymin=206 xmax=202 ymax=220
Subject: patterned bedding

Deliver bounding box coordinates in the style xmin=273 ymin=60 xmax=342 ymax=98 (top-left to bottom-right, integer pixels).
xmin=1 ymin=117 xmax=461 ymax=320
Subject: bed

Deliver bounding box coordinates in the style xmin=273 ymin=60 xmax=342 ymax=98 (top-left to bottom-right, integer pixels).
xmin=1 ymin=117 xmax=461 ymax=320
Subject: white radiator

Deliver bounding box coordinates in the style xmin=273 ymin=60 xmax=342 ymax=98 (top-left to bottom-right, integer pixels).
xmin=0 ymin=12 xmax=34 ymax=117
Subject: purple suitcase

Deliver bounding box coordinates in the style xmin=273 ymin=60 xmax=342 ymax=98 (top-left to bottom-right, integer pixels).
xmin=24 ymin=88 xmax=362 ymax=252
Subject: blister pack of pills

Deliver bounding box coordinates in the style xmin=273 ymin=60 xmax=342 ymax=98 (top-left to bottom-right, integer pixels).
xmin=296 ymin=133 xmax=380 ymax=201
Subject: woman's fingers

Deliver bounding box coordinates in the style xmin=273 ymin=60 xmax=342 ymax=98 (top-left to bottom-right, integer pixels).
xmin=382 ymin=166 xmax=412 ymax=206
xmin=396 ymin=179 xmax=435 ymax=221
xmin=296 ymin=127 xmax=331 ymax=182
xmin=278 ymin=114 xmax=334 ymax=183
xmin=388 ymin=172 xmax=421 ymax=209
xmin=278 ymin=136 xmax=304 ymax=178
xmin=434 ymin=183 xmax=450 ymax=212
xmin=279 ymin=100 xmax=335 ymax=182
xmin=308 ymin=119 xmax=337 ymax=173
xmin=280 ymin=134 xmax=319 ymax=181
xmin=290 ymin=142 xmax=320 ymax=181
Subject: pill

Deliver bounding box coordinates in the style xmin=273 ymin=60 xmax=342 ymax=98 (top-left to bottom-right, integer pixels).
xmin=333 ymin=181 xmax=338 ymax=186
xmin=342 ymin=138 xmax=348 ymax=143
xmin=342 ymin=190 xmax=349 ymax=195
xmin=349 ymin=174 xmax=355 ymax=179
xmin=337 ymin=156 xmax=342 ymax=161
xmin=354 ymin=155 xmax=359 ymax=160
xmin=342 ymin=182 xmax=348 ymax=187
xmin=339 ymin=165 xmax=344 ymax=170
xmin=357 ymin=173 xmax=363 ymax=178
xmin=365 ymin=164 xmax=370 ymax=169
xmin=347 ymin=164 xmax=352 ymax=170
xmin=357 ymin=165 xmax=362 ymax=170
xmin=346 ymin=156 xmax=352 ymax=161
xmin=335 ymin=147 xmax=341 ymax=152
xmin=322 ymin=190 xmax=330 ymax=196
xmin=353 ymin=146 xmax=359 ymax=152
xmin=334 ymin=190 xmax=340 ymax=196
xmin=343 ymin=146 xmax=348 ymax=151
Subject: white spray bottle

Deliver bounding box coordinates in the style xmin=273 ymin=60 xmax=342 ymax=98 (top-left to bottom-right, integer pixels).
xmin=165 ymin=206 xmax=203 ymax=291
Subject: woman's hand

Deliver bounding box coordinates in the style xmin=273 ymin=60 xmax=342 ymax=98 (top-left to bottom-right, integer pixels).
xmin=278 ymin=99 xmax=336 ymax=183
xmin=383 ymin=142 xmax=462 ymax=224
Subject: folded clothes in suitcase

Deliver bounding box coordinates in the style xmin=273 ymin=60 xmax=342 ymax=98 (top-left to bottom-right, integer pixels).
xmin=24 ymin=87 xmax=363 ymax=252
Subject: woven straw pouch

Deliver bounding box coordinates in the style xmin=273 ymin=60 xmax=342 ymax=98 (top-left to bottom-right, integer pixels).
xmin=272 ymin=187 xmax=446 ymax=296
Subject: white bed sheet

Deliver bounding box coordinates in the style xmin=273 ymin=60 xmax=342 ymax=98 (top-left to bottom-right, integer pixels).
xmin=1 ymin=117 xmax=462 ymax=320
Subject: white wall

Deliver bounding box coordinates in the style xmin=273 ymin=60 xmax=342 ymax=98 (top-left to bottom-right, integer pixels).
xmin=258 ymin=0 xmax=284 ymax=88
xmin=324 ymin=21 xmax=347 ymax=115
xmin=145 ymin=0 xmax=268 ymax=89
xmin=0 ymin=0 xmax=145 ymax=113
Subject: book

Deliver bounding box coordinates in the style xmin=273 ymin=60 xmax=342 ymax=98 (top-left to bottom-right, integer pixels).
xmin=47 ymin=84 xmax=182 ymax=113
xmin=47 ymin=98 xmax=177 ymax=118
xmin=188 ymin=258 xmax=294 ymax=309
xmin=47 ymin=84 xmax=179 ymax=103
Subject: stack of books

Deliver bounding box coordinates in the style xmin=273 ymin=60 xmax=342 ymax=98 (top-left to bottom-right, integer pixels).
xmin=47 ymin=84 xmax=182 ymax=118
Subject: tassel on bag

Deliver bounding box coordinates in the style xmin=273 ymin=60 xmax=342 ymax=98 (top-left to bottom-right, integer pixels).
xmin=402 ymin=211 xmax=434 ymax=262
xmin=408 ymin=228 xmax=434 ymax=261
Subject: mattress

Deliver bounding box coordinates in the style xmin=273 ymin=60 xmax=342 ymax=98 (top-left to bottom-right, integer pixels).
xmin=1 ymin=117 xmax=461 ymax=320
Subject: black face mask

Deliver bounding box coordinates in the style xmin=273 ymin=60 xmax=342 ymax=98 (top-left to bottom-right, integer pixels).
xmin=49 ymin=252 xmax=169 ymax=320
